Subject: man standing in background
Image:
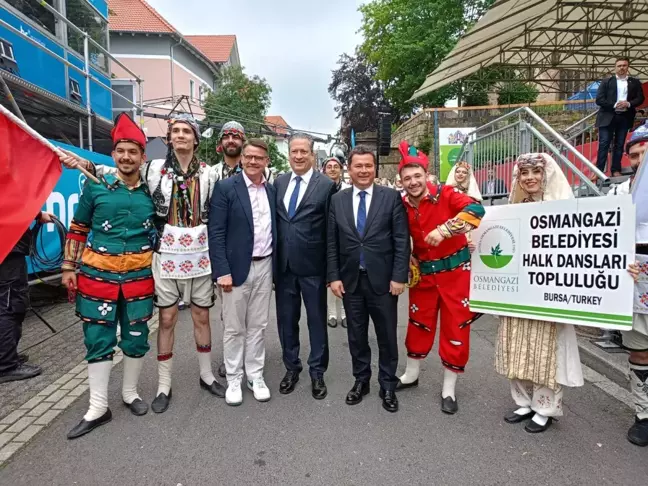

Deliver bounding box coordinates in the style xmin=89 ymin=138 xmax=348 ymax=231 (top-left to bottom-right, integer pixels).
xmin=274 ymin=133 xmax=335 ymax=400
xmin=595 ymin=57 xmax=645 ymax=178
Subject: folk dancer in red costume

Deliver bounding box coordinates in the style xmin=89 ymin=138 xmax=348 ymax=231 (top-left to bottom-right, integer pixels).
xmin=396 ymin=142 xmax=485 ymax=414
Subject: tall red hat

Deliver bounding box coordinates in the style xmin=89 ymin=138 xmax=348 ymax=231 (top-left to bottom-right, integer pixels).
xmin=111 ymin=113 xmax=146 ymax=150
xmin=397 ymin=140 xmax=429 ymax=173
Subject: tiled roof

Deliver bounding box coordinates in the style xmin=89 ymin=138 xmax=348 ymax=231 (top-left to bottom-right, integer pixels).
xmin=185 ymin=35 xmax=236 ymax=64
xmin=265 ymin=115 xmax=291 ymax=136
xmin=108 ymin=0 xmax=176 ymax=34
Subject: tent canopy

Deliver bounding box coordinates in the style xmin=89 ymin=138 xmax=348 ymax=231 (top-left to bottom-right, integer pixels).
xmin=411 ymin=0 xmax=648 ymax=100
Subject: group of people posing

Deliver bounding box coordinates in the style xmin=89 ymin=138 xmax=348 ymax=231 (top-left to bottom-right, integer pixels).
xmin=57 ymin=113 xmax=648 ymax=448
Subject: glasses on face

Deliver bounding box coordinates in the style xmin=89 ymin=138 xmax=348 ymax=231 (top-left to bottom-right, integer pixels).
xmin=243 ymin=154 xmax=268 ymax=163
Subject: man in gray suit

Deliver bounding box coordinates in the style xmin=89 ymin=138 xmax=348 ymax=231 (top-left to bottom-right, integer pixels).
xmin=274 ymin=133 xmax=335 ymax=399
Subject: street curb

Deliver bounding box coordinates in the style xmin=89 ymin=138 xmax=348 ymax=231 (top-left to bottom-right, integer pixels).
xmin=0 ymin=314 xmax=159 ymax=468
xmin=577 ymin=338 xmax=629 ymax=389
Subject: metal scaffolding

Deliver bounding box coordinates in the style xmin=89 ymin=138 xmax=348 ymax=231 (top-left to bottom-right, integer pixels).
xmin=412 ymin=0 xmax=648 ymax=100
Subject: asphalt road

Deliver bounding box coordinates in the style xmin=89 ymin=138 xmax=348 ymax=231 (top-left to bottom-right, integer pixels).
xmin=1 ymin=295 xmax=647 ymax=485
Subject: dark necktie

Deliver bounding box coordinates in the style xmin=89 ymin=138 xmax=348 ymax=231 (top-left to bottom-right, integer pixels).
xmin=288 ymin=175 xmax=302 ymax=218
xmin=357 ymin=191 xmax=367 ymax=268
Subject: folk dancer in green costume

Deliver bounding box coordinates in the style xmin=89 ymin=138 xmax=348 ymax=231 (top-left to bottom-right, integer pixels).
xmin=62 ymin=114 xmax=227 ymax=415
xmin=60 ymin=114 xmax=155 ymax=439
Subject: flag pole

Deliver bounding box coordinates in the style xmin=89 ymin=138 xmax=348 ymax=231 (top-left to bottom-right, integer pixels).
xmin=0 ymin=104 xmax=100 ymax=184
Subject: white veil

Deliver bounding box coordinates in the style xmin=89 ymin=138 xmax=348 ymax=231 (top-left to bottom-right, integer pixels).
xmin=509 ymin=153 xmax=574 ymax=204
xmin=447 ymin=162 xmax=482 ymax=201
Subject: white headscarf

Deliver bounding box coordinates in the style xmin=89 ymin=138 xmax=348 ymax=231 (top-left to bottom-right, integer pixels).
xmin=447 ymin=162 xmax=482 ymax=201
xmin=509 ymin=153 xmax=573 ymax=204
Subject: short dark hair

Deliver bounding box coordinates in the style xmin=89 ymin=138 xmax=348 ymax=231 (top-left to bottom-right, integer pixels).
xmin=243 ymin=138 xmax=268 ymax=154
xmin=348 ymin=145 xmax=376 ymax=167
xmin=399 ymin=162 xmax=425 ymax=173
xmin=288 ymin=132 xmax=314 ymax=152
xmin=616 ymin=56 xmax=630 ymax=64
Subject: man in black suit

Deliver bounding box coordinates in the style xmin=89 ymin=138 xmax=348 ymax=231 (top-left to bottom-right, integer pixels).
xmin=327 ymin=145 xmax=410 ymax=413
xmin=274 ymin=133 xmax=335 ymax=399
xmin=209 ymin=139 xmax=277 ymax=406
xmin=595 ymin=57 xmax=645 ymax=177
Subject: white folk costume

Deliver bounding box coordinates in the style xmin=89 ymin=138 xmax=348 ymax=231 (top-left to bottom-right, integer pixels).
xmin=446 ymin=161 xmax=483 ymax=201
xmin=496 ymin=153 xmax=583 ymax=433
xmin=609 ymin=122 xmax=648 ymax=446
xmin=90 ymin=114 xmax=226 ymax=412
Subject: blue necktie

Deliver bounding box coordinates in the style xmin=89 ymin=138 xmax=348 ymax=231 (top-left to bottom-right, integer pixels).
xmin=357 ymin=191 xmax=367 ymax=268
xmin=288 ymin=175 xmax=302 ymax=218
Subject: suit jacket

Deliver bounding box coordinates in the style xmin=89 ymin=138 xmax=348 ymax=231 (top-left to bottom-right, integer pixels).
xmin=595 ymin=76 xmax=645 ymax=128
xmin=208 ymin=173 xmax=277 ymax=287
xmin=327 ymin=185 xmax=410 ymax=294
xmin=274 ymin=171 xmax=335 ymax=277
xmin=480 ymin=178 xmax=507 ymax=196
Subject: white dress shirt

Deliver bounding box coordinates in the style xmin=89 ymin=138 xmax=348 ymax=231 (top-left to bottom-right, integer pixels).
xmin=352 ymin=184 xmax=374 ymax=226
xmin=242 ymin=171 xmax=272 ymax=258
xmin=283 ymin=167 xmax=314 ymax=212
xmin=616 ymin=76 xmax=628 ymax=110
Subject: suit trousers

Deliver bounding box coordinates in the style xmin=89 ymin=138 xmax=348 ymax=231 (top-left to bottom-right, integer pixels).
xmin=0 ymin=281 xmax=28 ymax=373
xmin=222 ymin=257 xmax=273 ymax=383
xmin=596 ymin=114 xmax=631 ymax=174
xmin=275 ymin=266 xmax=329 ymax=378
xmin=343 ymin=272 xmax=399 ymax=391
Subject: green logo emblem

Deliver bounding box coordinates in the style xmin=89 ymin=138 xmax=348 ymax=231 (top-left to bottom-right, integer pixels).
xmin=480 ymin=243 xmax=513 ymax=269
xmin=478 ymin=225 xmax=516 ymax=270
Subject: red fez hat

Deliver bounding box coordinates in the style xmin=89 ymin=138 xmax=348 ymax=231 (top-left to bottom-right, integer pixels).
xmin=111 ymin=113 xmax=146 ymax=151
xmin=397 ymin=140 xmax=429 ymax=173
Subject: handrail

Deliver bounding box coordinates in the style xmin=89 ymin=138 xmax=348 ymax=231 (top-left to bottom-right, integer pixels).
xmin=36 ymin=0 xmax=143 ymax=83
xmin=562 ymin=109 xmax=599 ymax=134
xmin=522 ymin=107 xmax=607 ymax=181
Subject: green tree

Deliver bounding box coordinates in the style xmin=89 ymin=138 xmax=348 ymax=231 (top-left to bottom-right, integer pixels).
xmin=497 ymin=80 xmax=539 ymax=105
xmin=198 ymin=65 xmax=272 ymax=164
xmin=359 ymin=0 xmax=495 ymax=115
xmin=265 ymin=137 xmax=289 ymax=173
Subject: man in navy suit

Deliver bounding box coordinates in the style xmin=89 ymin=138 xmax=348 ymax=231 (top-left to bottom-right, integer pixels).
xmin=209 ymin=139 xmax=277 ymax=406
xmin=274 ymin=133 xmax=335 ymax=399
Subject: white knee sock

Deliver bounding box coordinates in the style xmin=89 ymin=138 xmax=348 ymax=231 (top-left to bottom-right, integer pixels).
xmin=198 ymin=351 xmax=216 ymax=385
xmin=84 ymin=361 xmax=112 ymax=421
xmin=514 ymin=407 xmax=532 ymax=415
xmin=629 ymin=362 xmax=648 ymax=420
xmin=157 ymin=357 xmax=173 ymax=396
xmin=121 ymin=356 xmax=144 ymax=404
xmin=399 ymin=357 xmax=421 ymax=384
xmin=442 ymin=368 xmax=458 ymax=399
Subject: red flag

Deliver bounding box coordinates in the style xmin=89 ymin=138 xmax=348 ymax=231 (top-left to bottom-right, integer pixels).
xmin=0 ymin=106 xmax=62 ymax=263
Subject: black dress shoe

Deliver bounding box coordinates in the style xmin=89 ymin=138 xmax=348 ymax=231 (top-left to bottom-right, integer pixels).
xmin=151 ymin=390 xmax=172 ymax=414
xmin=67 ymin=409 xmax=112 ymax=440
xmin=123 ymin=398 xmax=148 ymax=416
xmin=441 ymin=396 xmax=458 ymax=414
xmin=346 ymin=381 xmax=370 ymax=405
xmin=525 ymin=416 xmax=553 ymax=433
xmin=200 ymin=378 xmax=226 ymax=398
xmin=340 ymin=318 xmax=347 ymax=329
xmin=379 ymin=389 xmax=399 ymax=413
xmin=327 ymin=317 xmax=338 ymax=328
xmin=504 ymin=409 xmax=534 ymax=424
xmin=627 ymin=417 xmax=648 ymax=447
xmin=0 ymin=363 xmax=42 ymax=384
xmin=311 ymin=378 xmax=327 ymax=400
xmin=218 ymin=362 xmax=226 ymax=378
xmin=279 ymin=371 xmax=300 ymax=395
xmin=396 ymin=378 xmax=419 ymax=390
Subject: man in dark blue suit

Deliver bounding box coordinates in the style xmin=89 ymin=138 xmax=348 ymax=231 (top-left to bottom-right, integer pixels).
xmin=274 ymin=133 xmax=335 ymax=399
xmin=209 ymin=139 xmax=277 ymax=406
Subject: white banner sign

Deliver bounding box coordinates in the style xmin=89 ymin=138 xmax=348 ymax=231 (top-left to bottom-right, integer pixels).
xmin=469 ymin=195 xmax=636 ymax=330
